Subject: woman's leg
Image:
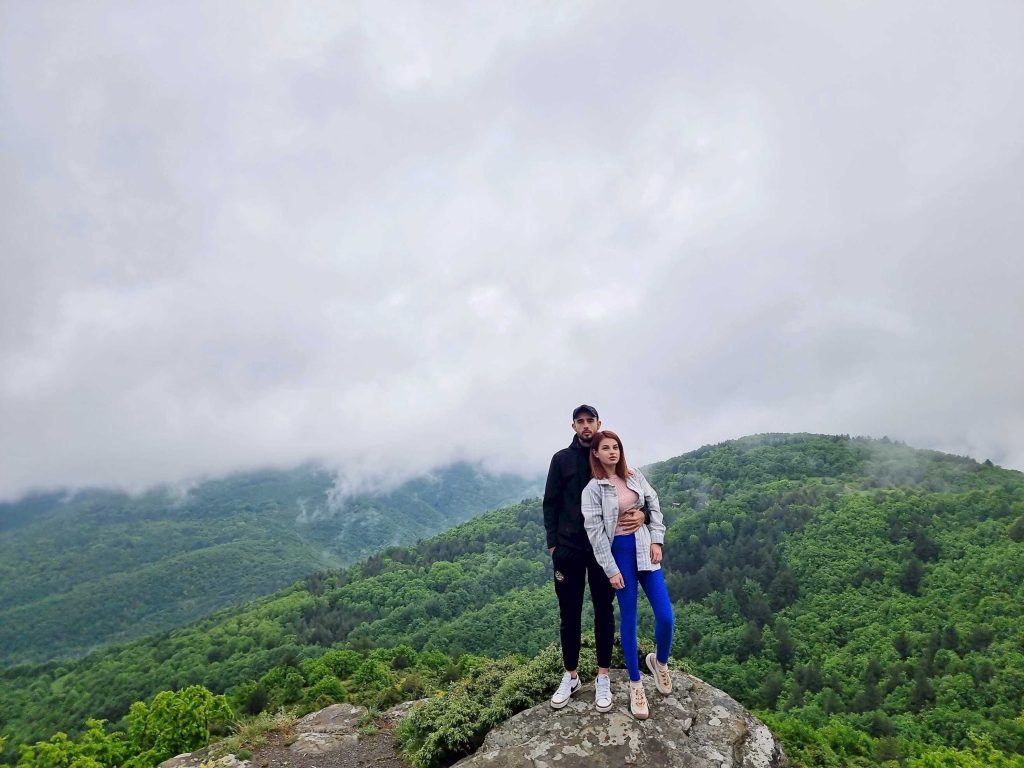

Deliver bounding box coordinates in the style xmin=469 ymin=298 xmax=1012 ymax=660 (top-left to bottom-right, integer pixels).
xmin=611 ymin=534 xmax=641 ymax=681
xmin=637 ymin=568 xmax=675 ymax=664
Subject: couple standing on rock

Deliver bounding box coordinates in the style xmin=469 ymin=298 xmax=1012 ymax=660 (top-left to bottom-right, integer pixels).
xmin=543 ymin=404 xmax=675 ymax=720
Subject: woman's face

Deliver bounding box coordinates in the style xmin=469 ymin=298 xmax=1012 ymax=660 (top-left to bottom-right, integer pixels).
xmin=595 ymin=437 xmax=620 ymax=471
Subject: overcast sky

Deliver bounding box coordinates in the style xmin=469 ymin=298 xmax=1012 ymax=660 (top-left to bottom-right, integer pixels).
xmin=2 ymin=1 xmax=1023 ymax=500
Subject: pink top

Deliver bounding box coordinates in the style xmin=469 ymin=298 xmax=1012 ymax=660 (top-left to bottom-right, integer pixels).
xmin=608 ymin=474 xmax=641 ymax=535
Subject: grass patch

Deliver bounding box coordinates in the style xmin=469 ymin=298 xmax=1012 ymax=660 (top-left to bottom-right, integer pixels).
xmin=209 ymin=710 xmax=295 ymax=757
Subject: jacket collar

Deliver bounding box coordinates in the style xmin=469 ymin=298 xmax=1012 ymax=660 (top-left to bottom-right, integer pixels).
xmin=596 ymin=472 xmax=639 ymax=488
xmin=569 ymin=435 xmax=592 ymax=451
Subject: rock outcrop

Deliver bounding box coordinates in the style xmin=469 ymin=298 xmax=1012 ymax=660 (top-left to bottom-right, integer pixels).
xmin=289 ymin=702 xmax=365 ymax=754
xmin=454 ymin=669 xmax=788 ymax=768
xmin=156 ymin=703 xmax=367 ymax=766
xmin=157 ymin=675 xmax=785 ymax=768
xmin=158 ymin=753 xmax=249 ymax=768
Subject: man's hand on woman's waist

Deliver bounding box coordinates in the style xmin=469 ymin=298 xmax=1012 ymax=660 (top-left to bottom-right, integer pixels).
xmin=617 ymin=508 xmax=645 ymax=534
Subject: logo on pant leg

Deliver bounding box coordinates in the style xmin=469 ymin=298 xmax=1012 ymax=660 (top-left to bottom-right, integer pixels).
xmin=554 ymin=570 xmax=565 ymax=582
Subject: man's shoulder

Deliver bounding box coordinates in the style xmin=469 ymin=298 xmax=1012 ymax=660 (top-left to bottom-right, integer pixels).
xmin=550 ymin=441 xmax=581 ymax=462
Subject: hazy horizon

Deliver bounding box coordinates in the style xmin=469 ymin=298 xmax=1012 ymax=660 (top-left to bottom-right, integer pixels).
xmin=1 ymin=432 xmax=1013 ymax=504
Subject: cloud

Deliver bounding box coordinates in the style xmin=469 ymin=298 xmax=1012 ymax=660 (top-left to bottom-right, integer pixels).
xmin=2 ymin=1 xmax=1023 ymax=499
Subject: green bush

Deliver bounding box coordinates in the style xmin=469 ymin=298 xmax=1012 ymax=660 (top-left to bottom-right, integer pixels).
xmin=303 ymin=677 xmax=348 ymax=711
xmin=122 ymin=686 xmax=232 ymax=768
xmin=396 ymin=643 xmax=584 ymax=768
xmin=229 ymin=681 xmax=268 ymax=716
xmin=318 ymin=649 xmax=364 ymax=679
xmin=908 ymin=734 xmax=1024 ymax=767
xmin=258 ymin=667 xmax=305 ymax=711
xmin=17 ymin=720 xmax=126 ymax=768
xmin=14 ymin=687 xmax=231 ymax=768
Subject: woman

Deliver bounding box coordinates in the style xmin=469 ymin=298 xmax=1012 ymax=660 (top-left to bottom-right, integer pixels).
xmin=581 ymin=430 xmax=674 ymax=720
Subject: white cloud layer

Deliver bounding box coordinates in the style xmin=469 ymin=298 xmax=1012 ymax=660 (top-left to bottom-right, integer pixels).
xmin=2 ymin=1 xmax=1023 ymax=499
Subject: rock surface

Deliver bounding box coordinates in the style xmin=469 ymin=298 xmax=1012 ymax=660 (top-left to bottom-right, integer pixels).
xmin=157 ymin=702 xmax=373 ymax=767
xmin=454 ymin=669 xmax=788 ymax=768
xmin=289 ymin=702 xmax=366 ymax=754
xmin=158 ymin=753 xmax=249 ymax=768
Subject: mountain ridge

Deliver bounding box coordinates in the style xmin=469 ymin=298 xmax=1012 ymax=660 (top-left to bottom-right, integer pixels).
xmin=2 ymin=433 xmax=1022 ymax=766
xmin=0 ymin=461 xmax=542 ymax=665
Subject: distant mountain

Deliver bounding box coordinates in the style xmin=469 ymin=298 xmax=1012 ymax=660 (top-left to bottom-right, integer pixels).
xmin=3 ymin=434 xmax=1023 ymax=766
xmin=0 ymin=462 xmax=542 ymax=665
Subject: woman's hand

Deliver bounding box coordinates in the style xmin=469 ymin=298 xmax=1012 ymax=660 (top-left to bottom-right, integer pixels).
xmin=610 ymin=573 xmax=624 ymax=590
xmin=651 ymin=543 xmax=663 ymax=564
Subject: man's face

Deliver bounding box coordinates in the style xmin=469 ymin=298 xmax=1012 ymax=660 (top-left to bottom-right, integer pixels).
xmin=572 ymin=413 xmax=601 ymax=441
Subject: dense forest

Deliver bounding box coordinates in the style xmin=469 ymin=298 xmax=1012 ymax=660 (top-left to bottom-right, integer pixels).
xmin=2 ymin=434 xmax=1022 ymax=767
xmin=0 ymin=462 xmax=541 ymax=664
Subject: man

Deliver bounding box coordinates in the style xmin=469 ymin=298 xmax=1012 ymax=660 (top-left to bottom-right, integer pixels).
xmin=543 ymin=404 xmax=645 ymax=711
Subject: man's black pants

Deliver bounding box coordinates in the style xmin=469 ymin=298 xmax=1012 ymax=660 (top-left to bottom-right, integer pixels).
xmin=552 ymin=545 xmax=615 ymax=670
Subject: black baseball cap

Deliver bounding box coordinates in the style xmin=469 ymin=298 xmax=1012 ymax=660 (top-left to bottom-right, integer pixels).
xmin=572 ymin=404 xmax=599 ymax=420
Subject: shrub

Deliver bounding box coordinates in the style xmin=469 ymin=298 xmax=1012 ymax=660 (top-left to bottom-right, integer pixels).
xmin=122 ymin=686 xmax=232 ymax=768
xmin=396 ymin=643 xmax=585 ymax=768
xmin=319 ymin=649 xmax=364 ymax=679
xmin=303 ymin=677 xmax=348 ymax=711
xmin=17 ymin=720 xmax=126 ymax=768
xmin=259 ymin=667 xmax=305 ymax=711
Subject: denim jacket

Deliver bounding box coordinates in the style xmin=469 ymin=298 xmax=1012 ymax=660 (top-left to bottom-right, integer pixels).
xmin=581 ymin=467 xmax=665 ymax=578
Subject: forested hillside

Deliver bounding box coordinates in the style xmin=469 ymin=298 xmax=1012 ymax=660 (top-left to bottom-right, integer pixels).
xmin=0 ymin=462 xmax=541 ymax=665
xmin=3 ymin=434 xmax=1023 ymax=766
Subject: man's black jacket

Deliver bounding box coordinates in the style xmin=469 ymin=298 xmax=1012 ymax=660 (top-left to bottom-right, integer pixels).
xmin=543 ymin=435 xmax=593 ymax=552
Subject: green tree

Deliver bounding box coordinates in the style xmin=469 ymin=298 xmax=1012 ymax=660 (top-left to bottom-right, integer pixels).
xmin=909 ymin=668 xmax=936 ymax=712
xmin=1008 ymin=516 xmax=1024 ymax=542
xmin=17 ymin=732 xmax=77 ymax=768
xmin=759 ymin=670 xmax=785 ymax=709
xmin=774 ymin=622 xmax=795 ymax=669
xmin=16 ymin=720 xmax=125 ymax=768
xmin=304 ymin=677 xmax=347 ymax=710
xmin=736 ymin=622 xmax=763 ymax=662
xmin=894 ymin=632 xmax=912 ymax=659
xmin=123 ymin=686 xmax=231 ymax=768
xmin=71 ymin=720 xmax=125 ymax=768
xmin=259 ymin=667 xmax=305 ymax=711
xmin=900 ymin=557 xmax=924 ymax=595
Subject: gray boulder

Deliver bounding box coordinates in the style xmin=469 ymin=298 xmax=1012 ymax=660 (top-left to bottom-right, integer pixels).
xmin=454 ymin=669 xmax=788 ymax=767
xmin=289 ymin=702 xmax=366 ymax=754
xmin=158 ymin=753 xmax=248 ymax=768
xmin=295 ymin=702 xmax=366 ymax=733
xmin=382 ymin=697 xmax=428 ymax=724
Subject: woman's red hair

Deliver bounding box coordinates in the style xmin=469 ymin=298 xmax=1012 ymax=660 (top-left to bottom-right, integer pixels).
xmin=589 ymin=430 xmax=629 ymax=480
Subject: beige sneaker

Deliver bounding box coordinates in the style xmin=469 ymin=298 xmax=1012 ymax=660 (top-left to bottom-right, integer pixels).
xmin=646 ymin=653 xmax=672 ymax=695
xmin=629 ymin=680 xmax=649 ymax=720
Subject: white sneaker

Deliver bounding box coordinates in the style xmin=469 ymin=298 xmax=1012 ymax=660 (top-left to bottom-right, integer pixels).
xmin=595 ymin=673 xmax=612 ymax=712
xmin=550 ymin=672 xmax=581 ymax=709
xmin=629 ymin=680 xmax=649 ymax=720
xmin=646 ymin=653 xmax=672 ymax=695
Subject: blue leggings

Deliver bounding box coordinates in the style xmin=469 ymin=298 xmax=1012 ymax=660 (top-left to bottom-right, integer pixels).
xmin=611 ymin=533 xmax=674 ymax=681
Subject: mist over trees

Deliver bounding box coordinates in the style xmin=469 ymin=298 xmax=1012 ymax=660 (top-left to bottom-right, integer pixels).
xmin=0 ymin=463 xmax=540 ymax=665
